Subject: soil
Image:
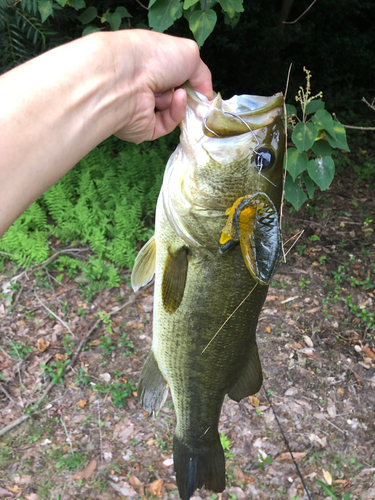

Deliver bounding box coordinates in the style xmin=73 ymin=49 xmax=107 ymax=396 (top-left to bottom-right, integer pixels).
xmin=0 ymin=169 xmax=374 ymax=500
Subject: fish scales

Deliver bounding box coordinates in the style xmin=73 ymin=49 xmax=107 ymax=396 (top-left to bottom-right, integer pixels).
xmin=132 ymin=85 xmax=284 ymax=500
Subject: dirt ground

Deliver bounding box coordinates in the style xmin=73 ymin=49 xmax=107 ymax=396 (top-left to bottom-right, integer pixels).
xmin=0 ymin=169 xmax=374 ymax=500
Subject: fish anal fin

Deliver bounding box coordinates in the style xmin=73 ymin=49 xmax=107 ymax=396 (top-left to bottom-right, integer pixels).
xmin=131 ymin=235 xmax=156 ymax=292
xmin=162 ymin=247 xmax=188 ymax=314
xmin=228 ymin=345 xmax=263 ymax=402
xmin=138 ymin=351 xmax=168 ymax=414
xmin=173 ymin=435 xmax=225 ymax=500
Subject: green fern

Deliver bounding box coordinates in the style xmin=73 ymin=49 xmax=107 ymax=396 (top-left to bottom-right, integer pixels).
xmin=0 ymin=133 xmax=178 ymax=293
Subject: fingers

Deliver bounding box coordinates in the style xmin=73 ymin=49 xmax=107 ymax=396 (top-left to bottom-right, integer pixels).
xmin=154 ymin=90 xmax=174 ymax=111
xmin=152 ymin=88 xmax=187 ymax=140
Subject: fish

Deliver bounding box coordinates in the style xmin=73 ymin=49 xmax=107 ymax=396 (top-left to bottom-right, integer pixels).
xmin=131 ymin=85 xmax=285 ymax=500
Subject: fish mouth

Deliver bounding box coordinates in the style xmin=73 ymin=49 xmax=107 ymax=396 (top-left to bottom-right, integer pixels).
xmin=183 ymin=84 xmax=283 ymax=138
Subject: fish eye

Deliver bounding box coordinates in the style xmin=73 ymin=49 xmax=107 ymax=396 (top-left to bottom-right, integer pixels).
xmin=253 ymin=147 xmax=275 ymax=171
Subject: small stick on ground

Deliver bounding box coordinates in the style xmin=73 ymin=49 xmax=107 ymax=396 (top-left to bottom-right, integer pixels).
xmin=60 ymin=415 xmax=74 ymax=455
xmin=34 ymin=286 xmax=75 ymax=337
xmin=97 ymin=401 xmax=103 ymax=462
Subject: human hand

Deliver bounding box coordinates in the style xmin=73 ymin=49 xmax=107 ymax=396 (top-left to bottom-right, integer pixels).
xmin=110 ymin=30 xmax=213 ymax=143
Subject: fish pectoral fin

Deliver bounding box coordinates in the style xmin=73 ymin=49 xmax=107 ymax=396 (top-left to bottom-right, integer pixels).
xmin=138 ymin=350 xmax=168 ymax=414
xmin=228 ymin=344 xmax=263 ymax=402
xmin=162 ymin=247 xmax=188 ymax=314
xmin=131 ymin=234 xmax=156 ymax=292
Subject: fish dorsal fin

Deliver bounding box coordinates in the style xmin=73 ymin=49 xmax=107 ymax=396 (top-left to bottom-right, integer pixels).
xmin=131 ymin=235 xmax=156 ymax=292
xmin=228 ymin=344 xmax=263 ymax=402
xmin=162 ymin=247 xmax=188 ymax=314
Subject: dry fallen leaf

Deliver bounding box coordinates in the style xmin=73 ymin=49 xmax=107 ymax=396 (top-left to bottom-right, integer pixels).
xmin=147 ymin=437 xmax=154 ymax=446
xmin=327 ymin=399 xmax=337 ymax=418
xmin=67 ymin=459 xmax=97 ymax=481
xmin=91 ymin=339 xmax=100 ymax=346
xmin=363 ymin=347 xmax=375 ymax=361
xmin=129 ymin=474 xmax=145 ymax=496
xmin=25 ymin=495 xmax=39 ymax=500
xmin=148 ymin=479 xmax=165 ymax=498
xmin=36 ymin=338 xmax=50 ymax=352
xmin=322 ymin=469 xmax=332 ymax=485
xmin=266 ymin=326 xmax=271 ymax=333
xmin=303 ymin=335 xmax=314 ymax=348
xmin=277 ymin=452 xmax=307 ymax=462
xmin=250 ymin=396 xmax=260 ymax=407
xmin=76 ymin=400 xmax=87 ymax=409
xmin=0 ymin=487 xmax=13 ymax=498
xmin=7 ymin=485 xmax=21 ymax=492
xmin=55 ymin=354 xmax=68 ymax=362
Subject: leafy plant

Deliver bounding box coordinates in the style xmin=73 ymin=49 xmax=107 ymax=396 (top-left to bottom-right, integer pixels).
xmin=220 ymin=433 xmax=233 ymax=460
xmin=9 ymin=341 xmax=32 ymax=359
xmin=0 ymin=135 xmax=175 ymax=294
xmin=41 ymin=359 xmax=70 ymax=385
xmin=285 ymin=68 xmax=350 ymax=210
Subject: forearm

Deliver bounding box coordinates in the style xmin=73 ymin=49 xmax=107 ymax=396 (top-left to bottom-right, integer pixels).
xmin=0 ymin=32 xmax=137 ymax=235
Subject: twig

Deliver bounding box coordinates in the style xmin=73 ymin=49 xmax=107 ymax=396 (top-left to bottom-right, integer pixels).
xmin=280 ymin=62 xmax=293 ymax=263
xmin=332 ymin=112 xmax=375 ymax=131
xmin=283 ymin=0 xmax=317 ymax=24
xmin=97 ymin=401 xmax=103 ymax=462
xmin=34 ymin=287 xmax=75 ymax=337
xmin=262 ymin=385 xmax=313 ymax=500
xmin=9 ymin=247 xmax=90 ymax=284
xmin=283 ymin=230 xmax=305 ymax=259
xmin=60 ymin=415 xmax=74 ymax=455
xmin=0 ymin=383 xmax=21 ymax=408
xmin=134 ymin=0 xmax=149 ymax=9
xmin=362 ymin=97 xmax=375 ymax=112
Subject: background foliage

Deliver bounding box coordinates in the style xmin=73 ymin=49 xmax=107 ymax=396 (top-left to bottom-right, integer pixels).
xmin=0 ymin=0 xmax=374 ymax=286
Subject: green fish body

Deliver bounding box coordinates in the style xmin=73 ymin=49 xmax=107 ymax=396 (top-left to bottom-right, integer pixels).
xmin=131 ymin=86 xmax=285 ymax=500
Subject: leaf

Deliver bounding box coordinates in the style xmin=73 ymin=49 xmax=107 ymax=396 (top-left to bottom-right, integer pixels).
xmin=67 ymin=459 xmax=97 ymax=481
xmin=322 ymin=469 xmax=333 ymax=485
xmin=69 ymin=0 xmax=85 ymax=10
xmin=302 ymin=172 xmax=315 ymax=199
xmin=218 ymin=0 xmax=243 ymax=18
xmin=115 ymin=6 xmax=132 ymax=17
xmin=250 ymin=396 xmax=259 ymax=407
xmin=55 ymin=0 xmax=67 ymax=6
xmin=36 ymin=338 xmax=50 ymax=352
xmin=0 ymin=487 xmax=13 ymax=498
xmin=286 ymin=103 xmax=297 ymax=117
xmin=189 ymin=8 xmax=217 ymax=47
xmin=148 ymin=0 xmax=182 ymax=32
xmin=312 ymin=139 xmax=332 ymax=158
xmin=148 ymin=478 xmax=165 ymax=498
xmin=129 ymin=475 xmax=144 ymax=496
xmin=316 ymin=479 xmax=337 ymax=499
xmin=183 ymin=0 xmax=199 ymax=8
xmin=277 ymin=451 xmax=307 ymax=462
xmin=108 ymin=12 xmax=121 ymax=30
xmin=38 ymin=0 xmax=53 ymax=22
xmin=286 ymin=148 xmax=308 ymax=181
xmin=77 ymin=6 xmax=97 ymax=24
xmin=76 ymin=400 xmax=87 ymax=408
xmin=312 ymin=109 xmax=337 ymax=139
xmin=284 ymin=175 xmax=307 ymax=211
xmin=307 ymin=156 xmax=335 ymax=191
xmin=303 ymin=335 xmax=313 ymax=347
xmin=82 ymin=25 xmax=100 ymax=35
xmin=292 ymin=122 xmax=318 ymax=152
xmin=327 ymin=399 xmax=337 ymax=418
xmin=325 ymin=121 xmax=350 ymax=151
xmin=305 ymin=99 xmax=325 ymax=115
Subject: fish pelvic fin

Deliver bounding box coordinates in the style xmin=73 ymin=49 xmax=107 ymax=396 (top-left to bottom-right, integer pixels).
xmin=131 ymin=235 xmax=156 ymax=292
xmin=138 ymin=351 xmax=168 ymax=414
xmin=162 ymin=247 xmax=188 ymax=314
xmin=173 ymin=435 xmax=225 ymax=500
xmin=228 ymin=344 xmax=263 ymax=402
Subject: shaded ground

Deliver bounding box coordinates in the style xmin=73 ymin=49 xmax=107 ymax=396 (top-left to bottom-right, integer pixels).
xmin=0 ymin=169 xmax=374 ymax=500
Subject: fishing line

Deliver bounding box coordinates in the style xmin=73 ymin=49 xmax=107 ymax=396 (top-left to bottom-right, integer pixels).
xmin=262 ymin=385 xmax=314 ymax=500
xmin=201 ymin=283 xmax=258 ymax=354
xmin=282 ymin=229 xmax=305 ymax=260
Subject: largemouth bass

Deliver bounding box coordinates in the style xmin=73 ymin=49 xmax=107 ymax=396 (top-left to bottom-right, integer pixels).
xmin=131 ymin=85 xmax=284 ymax=500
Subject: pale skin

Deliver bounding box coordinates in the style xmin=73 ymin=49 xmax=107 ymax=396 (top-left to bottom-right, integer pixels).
xmin=0 ymin=30 xmax=213 ymax=237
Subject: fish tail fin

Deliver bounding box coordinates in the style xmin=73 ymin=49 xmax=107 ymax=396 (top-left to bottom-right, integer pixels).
xmin=173 ymin=435 xmax=225 ymax=500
